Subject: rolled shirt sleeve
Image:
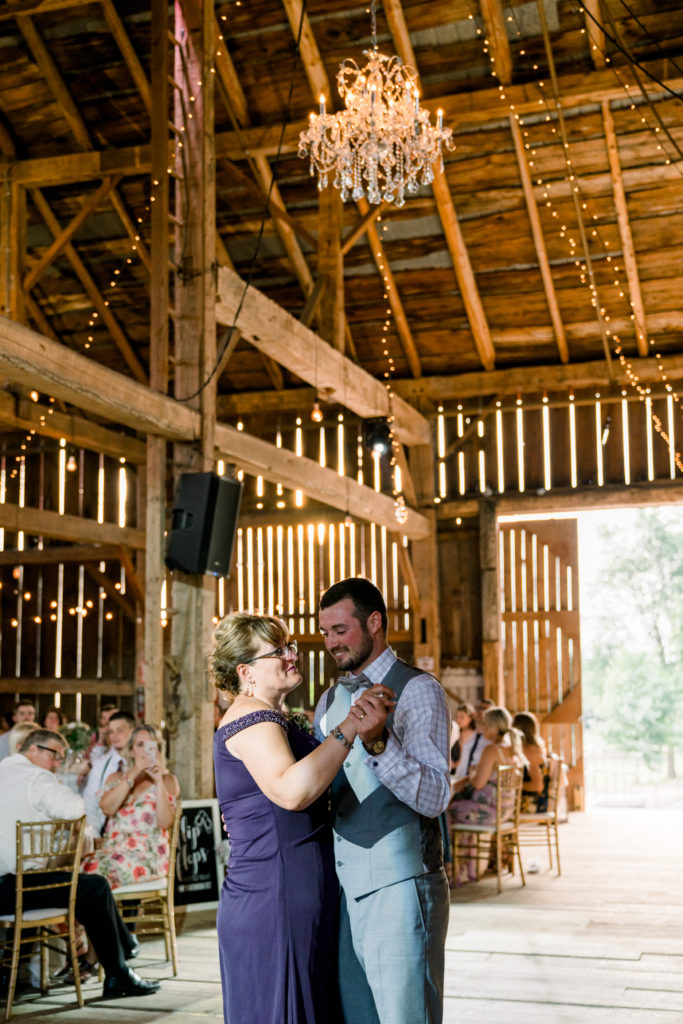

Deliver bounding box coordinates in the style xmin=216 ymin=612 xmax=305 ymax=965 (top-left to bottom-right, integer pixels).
xmin=365 ymin=675 xmax=451 ymax=818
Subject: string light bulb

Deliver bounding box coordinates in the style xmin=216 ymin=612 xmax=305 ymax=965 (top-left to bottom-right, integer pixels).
xmin=311 ymin=397 xmax=324 ymax=423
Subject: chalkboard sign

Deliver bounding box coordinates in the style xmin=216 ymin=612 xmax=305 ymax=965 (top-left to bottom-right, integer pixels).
xmin=174 ymin=798 xmax=225 ymax=908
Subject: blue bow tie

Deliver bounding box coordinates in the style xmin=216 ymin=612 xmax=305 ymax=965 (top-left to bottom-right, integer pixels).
xmin=337 ymin=673 xmax=370 ymax=694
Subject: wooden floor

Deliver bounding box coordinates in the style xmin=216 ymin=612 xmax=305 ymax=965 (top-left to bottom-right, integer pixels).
xmin=5 ymin=808 xmax=683 ymax=1023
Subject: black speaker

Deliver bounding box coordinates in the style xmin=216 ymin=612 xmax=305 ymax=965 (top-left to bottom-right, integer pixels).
xmin=165 ymin=472 xmax=243 ymax=577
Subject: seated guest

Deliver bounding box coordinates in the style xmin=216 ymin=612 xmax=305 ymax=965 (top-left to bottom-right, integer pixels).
xmin=449 ymin=706 xmax=525 ymax=884
xmin=512 ymin=711 xmax=549 ymax=813
xmin=451 ymin=702 xmax=476 ymax=773
xmin=84 ymin=703 xmax=118 ymax=762
xmin=42 ymin=706 xmax=67 ymax=731
xmin=78 ymin=709 xmax=131 ymax=834
xmin=0 ymin=700 xmax=36 ymax=760
xmin=453 ymin=697 xmax=494 ymax=781
xmin=0 ymin=728 xmax=160 ymax=999
xmin=83 ymin=724 xmax=179 ymax=888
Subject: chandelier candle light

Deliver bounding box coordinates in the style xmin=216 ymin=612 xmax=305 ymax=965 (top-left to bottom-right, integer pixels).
xmin=298 ymin=0 xmax=453 ymax=207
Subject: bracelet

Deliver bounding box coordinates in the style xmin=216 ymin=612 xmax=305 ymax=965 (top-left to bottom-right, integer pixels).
xmin=330 ymin=726 xmax=353 ymax=752
xmin=123 ymin=776 xmax=134 ymax=788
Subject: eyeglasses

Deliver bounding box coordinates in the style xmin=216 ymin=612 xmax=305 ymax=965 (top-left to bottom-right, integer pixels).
xmin=245 ymin=641 xmax=298 ymax=664
xmin=36 ymin=744 xmax=65 ymax=763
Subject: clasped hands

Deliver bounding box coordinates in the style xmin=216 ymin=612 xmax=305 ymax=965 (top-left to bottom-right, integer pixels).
xmin=347 ymin=685 xmax=396 ymax=744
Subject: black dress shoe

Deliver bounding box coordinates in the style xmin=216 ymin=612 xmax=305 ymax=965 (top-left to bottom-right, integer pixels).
xmin=102 ymin=967 xmax=161 ymax=999
xmin=126 ymin=936 xmax=140 ymax=959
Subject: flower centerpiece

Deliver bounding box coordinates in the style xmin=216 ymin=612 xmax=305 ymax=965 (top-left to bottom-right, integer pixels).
xmin=60 ymin=720 xmax=92 ymax=755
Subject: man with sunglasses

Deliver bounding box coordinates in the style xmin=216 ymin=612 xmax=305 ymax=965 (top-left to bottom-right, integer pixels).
xmin=0 ymin=728 xmax=161 ymax=1000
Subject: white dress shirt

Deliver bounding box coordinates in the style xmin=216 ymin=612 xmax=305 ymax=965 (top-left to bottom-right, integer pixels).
xmin=454 ymin=730 xmax=491 ymax=779
xmin=81 ymin=748 xmax=121 ymax=833
xmin=0 ymin=753 xmax=85 ymax=874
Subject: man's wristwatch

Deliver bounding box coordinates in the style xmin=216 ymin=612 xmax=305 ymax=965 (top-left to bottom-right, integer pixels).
xmin=363 ymin=729 xmax=388 ymax=756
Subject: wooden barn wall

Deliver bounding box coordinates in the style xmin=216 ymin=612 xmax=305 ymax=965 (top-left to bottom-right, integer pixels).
xmin=0 ymin=435 xmax=137 ymax=723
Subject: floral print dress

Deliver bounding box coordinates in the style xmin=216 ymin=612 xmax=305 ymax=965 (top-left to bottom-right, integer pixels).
xmin=82 ymin=776 xmax=175 ymax=888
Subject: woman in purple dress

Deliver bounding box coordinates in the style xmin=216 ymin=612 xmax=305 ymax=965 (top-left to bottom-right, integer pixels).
xmin=211 ymin=612 xmax=386 ymax=1024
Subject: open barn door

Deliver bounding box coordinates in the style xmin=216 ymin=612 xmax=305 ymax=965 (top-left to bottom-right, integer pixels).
xmin=499 ymin=518 xmax=584 ymax=811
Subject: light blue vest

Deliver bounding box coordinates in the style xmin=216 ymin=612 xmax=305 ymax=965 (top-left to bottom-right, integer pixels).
xmin=320 ymin=659 xmax=442 ymax=899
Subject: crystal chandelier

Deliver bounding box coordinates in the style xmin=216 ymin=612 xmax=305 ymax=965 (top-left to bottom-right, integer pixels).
xmin=298 ymin=0 xmax=454 ymax=208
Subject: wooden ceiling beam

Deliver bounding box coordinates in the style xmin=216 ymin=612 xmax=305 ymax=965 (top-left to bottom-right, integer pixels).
xmin=214 ymin=420 xmax=429 ymax=539
xmin=0 ymin=543 xmax=120 ymax=565
xmin=583 ymin=0 xmax=606 ymax=68
xmin=509 ymin=117 xmax=569 ymax=363
xmin=359 ymin=197 xmax=422 ymax=378
xmin=84 ymin=563 xmax=136 ymax=620
xmin=341 ymin=203 xmax=391 ymax=256
xmin=0 ymin=0 xmax=95 ymax=19
xmin=602 ymin=100 xmax=648 ymax=357
xmin=23 ymin=176 xmax=119 ymax=293
xmin=0 ymin=677 xmax=135 ymax=695
xmin=479 ymin=0 xmax=513 ymax=86
xmin=7 ymin=63 xmax=683 ymax=186
xmin=0 ymin=315 xmax=430 ymax=537
xmin=29 ymin=188 xmax=148 ymax=386
xmin=436 ymin=480 xmax=683 ymax=521
xmin=0 ymin=392 xmax=146 ymax=463
xmin=383 ymin=0 xmax=495 ymax=372
xmin=0 ymin=501 xmax=146 ymax=548
xmin=392 ymin=352 xmax=683 ymax=402
xmin=17 ymin=16 xmax=90 ymax=150
xmin=215 ymin=266 xmax=430 ymax=446
xmin=281 ymin=0 xmax=420 ymax=374
xmin=211 ymin=10 xmax=314 ymax=296
xmin=0 ymin=313 xmax=197 ymax=439
xmin=100 ymin=0 xmax=152 ymax=115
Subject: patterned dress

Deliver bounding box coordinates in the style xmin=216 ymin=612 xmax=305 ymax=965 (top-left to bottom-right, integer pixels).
xmin=82 ymin=776 xmax=175 ymax=888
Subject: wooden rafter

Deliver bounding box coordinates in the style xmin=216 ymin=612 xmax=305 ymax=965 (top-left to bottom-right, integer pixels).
xmin=0 ymin=314 xmax=430 ymax=538
xmin=209 ymin=11 xmax=314 ymax=297
xmin=7 ymin=62 xmax=683 ymax=187
xmin=0 ymin=0 xmax=94 ymax=19
xmin=391 ymin=352 xmax=683 ymax=401
xmin=383 ymin=0 xmax=495 ymax=371
xmin=479 ymin=0 xmax=513 ymax=86
xmin=29 ymin=188 xmax=148 ymax=385
xmin=0 ymin=501 xmax=146 ymax=548
xmin=100 ymin=0 xmax=152 ymax=115
xmin=23 ymin=176 xmax=120 ymax=293
xmin=602 ymin=100 xmax=648 ymax=357
xmin=0 ymin=544 xmax=120 ymax=565
xmin=0 ymin=391 xmax=146 ymax=463
xmin=280 ymin=0 xmax=422 ymax=376
xmin=583 ymin=0 xmax=607 ymax=68
xmin=215 ymin=267 xmax=430 ymax=446
xmin=509 ymin=117 xmax=569 ymax=363
xmin=84 ymin=564 xmax=136 ymax=620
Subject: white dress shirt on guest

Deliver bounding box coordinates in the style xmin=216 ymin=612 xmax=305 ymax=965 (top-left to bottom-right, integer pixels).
xmin=454 ymin=731 xmax=491 ymax=779
xmin=0 ymin=753 xmax=84 ymax=875
xmin=81 ymin=748 xmax=122 ymax=834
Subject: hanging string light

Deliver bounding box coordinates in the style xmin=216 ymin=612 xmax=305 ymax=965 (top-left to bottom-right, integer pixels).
xmin=298 ymin=0 xmax=453 ymax=207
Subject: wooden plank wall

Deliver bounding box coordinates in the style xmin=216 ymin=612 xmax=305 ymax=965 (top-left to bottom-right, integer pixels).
xmin=222 ymin=518 xmax=412 ymax=710
xmin=500 ymin=517 xmax=584 ymax=810
xmin=435 ymin=392 xmax=678 ymax=498
xmin=0 ymin=435 xmax=136 ymax=720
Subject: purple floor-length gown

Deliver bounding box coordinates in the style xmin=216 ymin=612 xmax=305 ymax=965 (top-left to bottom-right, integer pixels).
xmin=214 ymin=710 xmax=342 ymax=1024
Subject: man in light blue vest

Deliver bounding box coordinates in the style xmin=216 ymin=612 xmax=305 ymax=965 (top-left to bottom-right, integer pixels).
xmin=316 ymin=577 xmax=451 ymax=1024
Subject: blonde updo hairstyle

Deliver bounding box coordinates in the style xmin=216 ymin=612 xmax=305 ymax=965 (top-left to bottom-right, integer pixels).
xmin=210 ymin=613 xmax=289 ymax=696
xmin=483 ymin=705 xmax=523 ymax=759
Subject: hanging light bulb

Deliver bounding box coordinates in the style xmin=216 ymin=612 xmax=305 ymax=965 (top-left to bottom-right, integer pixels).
xmin=311 ymin=398 xmax=324 ymax=423
xmin=66 ymin=453 xmax=78 ymax=472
